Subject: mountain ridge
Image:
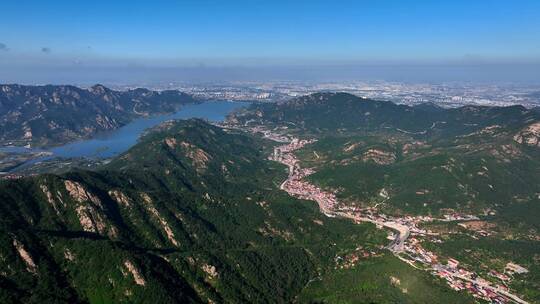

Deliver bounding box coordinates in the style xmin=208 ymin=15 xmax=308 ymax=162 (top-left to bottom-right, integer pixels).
xmin=0 ymin=84 xmax=197 ymax=147
xmin=1 ymin=92 xmax=538 ymax=303
xmin=0 ymin=119 xmax=396 ymax=303
xmin=232 ymin=92 xmax=540 ymax=144
xmin=228 ymin=92 xmax=540 ymax=216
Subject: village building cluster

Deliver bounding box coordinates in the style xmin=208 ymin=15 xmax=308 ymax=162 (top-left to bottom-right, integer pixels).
xmin=261 ymin=127 xmax=530 ymax=304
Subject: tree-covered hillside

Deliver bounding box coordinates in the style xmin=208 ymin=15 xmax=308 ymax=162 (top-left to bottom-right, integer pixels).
xmin=228 ymin=92 xmax=540 ymax=303
xmin=231 ymin=92 xmax=540 ymax=217
xmin=0 ymin=119 xmax=397 ymax=303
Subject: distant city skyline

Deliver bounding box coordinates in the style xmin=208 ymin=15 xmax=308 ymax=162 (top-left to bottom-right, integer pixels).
xmin=1 ymin=0 xmax=539 ymax=83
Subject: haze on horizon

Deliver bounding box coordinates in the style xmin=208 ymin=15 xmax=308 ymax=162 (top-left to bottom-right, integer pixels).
xmin=1 ymin=0 xmax=539 ymax=84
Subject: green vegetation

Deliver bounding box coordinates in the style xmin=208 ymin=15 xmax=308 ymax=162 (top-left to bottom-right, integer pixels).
xmin=234 ymin=92 xmax=540 ymax=218
xmin=423 ymin=234 xmax=540 ymax=303
xmin=297 ymin=134 xmax=540 ymax=216
xmin=0 ymin=119 xmax=391 ymax=303
xmin=233 ymin=92 xmax=538 ymax=139
xmin=2 ymin=90 xmax=540 ymax=303
xmin=230 ymin=92 xmax=540 ymax=303
xmin=298 ymin=254 xmax=474 ymax=304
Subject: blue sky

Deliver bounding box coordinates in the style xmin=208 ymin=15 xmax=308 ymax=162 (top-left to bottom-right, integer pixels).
xmin=0 ymin=0 xmax=539 ymax=83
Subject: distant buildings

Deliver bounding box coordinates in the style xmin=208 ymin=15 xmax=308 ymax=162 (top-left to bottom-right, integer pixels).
xmin=121 ymin=80 xmax=540 ymax=108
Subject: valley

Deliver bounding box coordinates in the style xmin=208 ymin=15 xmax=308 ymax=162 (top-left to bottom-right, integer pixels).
xmin=264 ymin=128 xmax=529 ymax=303
xmin=226 ymin=92 xmax=540 ymax=303
xmin=0 ymin=100 xmax=246 ymax=175
xmin=3 ymin=2 xmax=539 ymax=303
xmin=1 ymin=91 xmax=539 ymax=303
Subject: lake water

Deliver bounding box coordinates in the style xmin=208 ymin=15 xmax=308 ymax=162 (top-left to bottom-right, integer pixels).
xmin=1 ymin=100 xmax=247 ymax=169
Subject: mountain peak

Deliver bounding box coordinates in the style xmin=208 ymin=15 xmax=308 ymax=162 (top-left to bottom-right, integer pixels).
xmin=89 ymin=84 xmax=109 ymax=95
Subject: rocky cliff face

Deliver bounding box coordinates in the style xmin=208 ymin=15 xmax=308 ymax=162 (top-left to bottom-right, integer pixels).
xmin=514 ymin=122 xmax=540 ymax=147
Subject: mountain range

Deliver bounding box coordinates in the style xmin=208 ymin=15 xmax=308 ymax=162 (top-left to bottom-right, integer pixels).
xmin=232 ymin=92 xmax=540 ymax=215
xmin=0 ymin=84 xmax=196 ymax=147
xmin=1 ymin=91 xmax=539 ymax=303
xmin=230 ymin=92 xmax=540 ymax=302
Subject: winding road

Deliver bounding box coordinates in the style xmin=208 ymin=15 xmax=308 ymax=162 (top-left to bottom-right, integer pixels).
xmin=270 ymin=137 xmax=410 ymax=252
xmin=266 ymin=133 xmax=529 ymax=304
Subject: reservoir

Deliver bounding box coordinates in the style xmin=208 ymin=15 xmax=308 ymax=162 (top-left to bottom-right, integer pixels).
xmin=0 ymin=100 xmax=247 ymax=170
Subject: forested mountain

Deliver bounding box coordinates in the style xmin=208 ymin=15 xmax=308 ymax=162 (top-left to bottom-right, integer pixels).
xmin=0 ymin=84 xmax=196 ymax=147
xmin=231 ymin=92 xmax=540 ymax=216
xmin=231 ymin=92 xmax=540 ymax=142
xmin=0 ymin=119 xmax=405 ymax=303
xmin=2 ymin=91 xmax=539 ymax=303
xmin=229 ymin=93 xmax=540 ymax=302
